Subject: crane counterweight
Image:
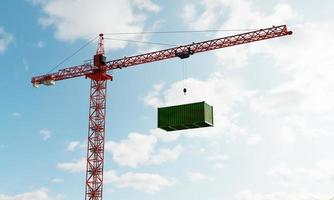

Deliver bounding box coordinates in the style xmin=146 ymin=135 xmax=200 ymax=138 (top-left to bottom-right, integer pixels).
xmin=93 ymin=54 xmax=107 ymax=67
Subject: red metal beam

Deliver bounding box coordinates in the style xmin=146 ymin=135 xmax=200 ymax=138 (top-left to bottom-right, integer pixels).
xmin=31 ymin=25 xmax=292 ymax=86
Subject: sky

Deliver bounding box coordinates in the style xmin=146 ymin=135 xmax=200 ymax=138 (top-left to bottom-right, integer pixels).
xmin=1 ymin=0 xmax=334 ymax=200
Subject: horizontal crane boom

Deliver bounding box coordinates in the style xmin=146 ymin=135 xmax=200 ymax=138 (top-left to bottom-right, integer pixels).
xmin=31 ymin=25 xmax=292 ymax=87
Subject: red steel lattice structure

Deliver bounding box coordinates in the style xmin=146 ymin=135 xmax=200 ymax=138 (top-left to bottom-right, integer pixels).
xmin=31 ymin=25 xmax=292 ymax=200
xmin=84 ymin=35 xmax=111 ymax=200
xmin=85 ymin=79 xmax=107 ymax=200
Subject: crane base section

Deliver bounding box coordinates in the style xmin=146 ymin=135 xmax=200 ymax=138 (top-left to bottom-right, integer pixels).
xmin=158 ymin=101 xmax=213 ymax=132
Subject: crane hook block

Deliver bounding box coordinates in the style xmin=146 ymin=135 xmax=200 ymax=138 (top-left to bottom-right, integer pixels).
xmin=175 ymin=47 xmax=194 ymax=59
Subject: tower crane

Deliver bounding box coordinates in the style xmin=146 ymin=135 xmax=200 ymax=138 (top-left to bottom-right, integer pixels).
xmin=31 ymin=25 xmax=292 ymax=200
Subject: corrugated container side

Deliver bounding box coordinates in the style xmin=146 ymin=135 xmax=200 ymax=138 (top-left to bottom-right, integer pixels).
xmin=158 ymin=101 xmax=214 ymax=131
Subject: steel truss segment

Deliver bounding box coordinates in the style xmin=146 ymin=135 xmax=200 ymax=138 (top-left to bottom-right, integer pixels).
xmin=104 ymin=25 xmax=292 ymax=69
xmin=85 ymin=79 xmax=107 ymax=200
xmin=31 ymin=25 xmax=292 ymax=85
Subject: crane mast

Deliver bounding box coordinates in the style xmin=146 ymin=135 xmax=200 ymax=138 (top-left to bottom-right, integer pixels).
xmin=31 ymin=25 xmax=292 ymax=200
xmin=84 ymin=34 xmax=111 ymax=200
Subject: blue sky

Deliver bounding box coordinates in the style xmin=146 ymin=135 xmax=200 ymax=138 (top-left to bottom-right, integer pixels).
xmin=1 ymin=0 xmax=334 ymax=200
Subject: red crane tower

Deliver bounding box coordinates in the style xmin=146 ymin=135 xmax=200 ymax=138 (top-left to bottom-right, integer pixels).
xmin=31 ymin=25 xmax=292 ymax=200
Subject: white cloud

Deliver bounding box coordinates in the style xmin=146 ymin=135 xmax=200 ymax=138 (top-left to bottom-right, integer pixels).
xmin=181 ymin=4 xmax=197 ymax=26
xmin=32 ymin=0 xmax=160 ymax=50
xmin=150 ymin=128 xmax=180 ymax=143
xmin=245 ymin=21 xmax=334 ymax=144
xmin=106 ymin=132 xmax=182 ymax=167
xmin=267 ymin=160 xmax=334 ymax=187
xmin=246 ymin=134 xmax=262 ymax=145
xmin=213 ymin=1 xmax=300 ymax=68
xmin=40 ymin=129 xmax=51 ymax=141
xmin=55 ymin=194 xmax=64 ymax=200
xmin=235 ymin=190 xmax=330 ymax=200
xmin=66 ymin=141 xmax=80 ymax=151
xmin=182 ymin=0 xmax=300 ymax=32
xmin=51 ymin=178 xmax=63 ymax=183
xmin=133 ymin=0 xmax=160 ymax=13
xmin=180 ymin=0 xmax=334 ymax=146
xmin=181 ymin=1 xmax=223 ymax=30
xmin=175 ymin=2 xmax=334 ymax=198
xmin=187 ymin=171 xmax=213 ymax=182
xmin=57 ymin=157 xmax=86 ymax=173
xmin=208 ymin=154 xmax=229 ymax=161
xmin=213 ymin=163 xmax=225 ymax=169
xmin=181 ymin=0 xmax=300 ymax=68
xmin=149 ymin=145 xmax=183 ymax=165
xmin=107 ymin=133 xmax=157 ymax=167
xmin=0 ymin=188 xmax=51 ymax=200
xmin=219 ymin=0 xmax=300 ymax=29
xmin=229 ymin=0 xmax=299 ymax=29
xmin=61 ymin=132 xmax=181 ymax=171
xmin=55 ymin=154 xmax=177 ymax=194
xmin=105 ymin=170 xmax=175 ymax=193
xmin=0 ymin=27 xmax=14 ymax=53
xmin=207 ymin=154 xmax=229 ymax=169
xmin=143 ymin=82 xmax=165 ymax=109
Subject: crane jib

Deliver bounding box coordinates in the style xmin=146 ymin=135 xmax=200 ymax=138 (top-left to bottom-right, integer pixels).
xmin=31 ymin=25 xmax=292 ymax=87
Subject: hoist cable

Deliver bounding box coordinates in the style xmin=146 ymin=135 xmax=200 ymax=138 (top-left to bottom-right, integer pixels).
xmin=47 ymin=36 xmax=99 ymax=73
xmin=104 ymin=29 xmax=258 ymax=35
xmin=104 ymin=37 xmax=177 ymax=47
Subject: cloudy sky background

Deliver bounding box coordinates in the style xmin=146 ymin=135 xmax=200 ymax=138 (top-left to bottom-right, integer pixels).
xmin=0 ymin=0 xmax=334 ymax=199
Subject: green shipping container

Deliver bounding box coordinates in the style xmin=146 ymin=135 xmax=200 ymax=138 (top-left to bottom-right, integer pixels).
xmin=158 ymin=101 xmax=214 ymax=131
